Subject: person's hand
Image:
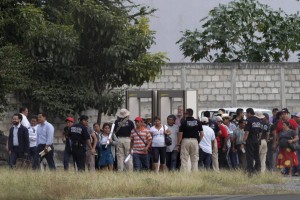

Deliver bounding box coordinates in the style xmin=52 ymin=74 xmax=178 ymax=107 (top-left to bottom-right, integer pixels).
xmin=44 ymin=147 xmax=49 ymax=154
xmin=288 ymin=139 xmax=293 ymax=144
xmin=109 ymin=139 xmax=113 ymax=144
xmin=175 ymin=145 xmax=180 ymax=152
xmin=165 ymin=129 xmax=171 ymax=135
xmin=272 ymin=144 xmax=277 ymax=152
xmin=91 ymin=148 xmax=96 ymax=155
xmin=222 ymin=147 xmax=227 ymax=153
xmin=62 ymin=138 xmax=66 ymax=143
xmin=143 ymin=146 xmax=148 ymax=153
xmin=232 ymin=147 xmax=237 ymax=153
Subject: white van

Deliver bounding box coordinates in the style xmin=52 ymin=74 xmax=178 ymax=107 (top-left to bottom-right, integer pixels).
xmin=198 ymin=107 xmax=272 ymax=119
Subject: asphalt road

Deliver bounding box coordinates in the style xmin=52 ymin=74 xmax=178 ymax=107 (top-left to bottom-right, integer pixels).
xmin=101 ymin=195 xmax=300 ymax=200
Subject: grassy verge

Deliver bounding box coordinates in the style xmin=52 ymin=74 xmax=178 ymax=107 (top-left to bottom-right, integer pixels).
xmin=0 ymin=169 xmax=291 ymax=200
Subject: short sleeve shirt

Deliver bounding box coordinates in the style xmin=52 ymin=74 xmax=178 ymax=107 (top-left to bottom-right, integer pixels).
xmin=130 ymin=127 xmax=152 ymax=154
xmin=179 ymin=117 xmax=203 ymax=139
xmin=276 ymin=119 xmax=298 ymax=134
xmin=114 ymin=118 xmax=135 ymax=137
xmin=261 ymin=122 xmax=270 ymax=140
xmin=208 ymin=119 xmax=220 ymax=137
xmin=69 ymin=123 xmax=90 ymax=146
xmin=150 ymin=125 xmax=168 ymax=147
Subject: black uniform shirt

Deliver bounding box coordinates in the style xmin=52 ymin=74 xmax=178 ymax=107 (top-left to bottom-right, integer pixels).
xmin=179 ymin=117 xmax=203 ymax=139
xmin=114 ymin=118 xmax=134 ymax=137
xmin=69 ymin=123 xmax=90 ymax=146
xmin=209 ymin=119 xmax=220 ymax=137
xmin=245 ymin=116 xmax=262 ymax=143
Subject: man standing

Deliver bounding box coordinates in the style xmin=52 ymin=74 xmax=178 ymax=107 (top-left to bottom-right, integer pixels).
xmin=19 ymin=107 xmax=30 ymax=128
xmin=243 ymin=108 xmax=262 ymax=175
xmin=36 ymin=112 xmax=56 ymax=170
xmin=215 ymin=116 xmax=230 ymax=169
xmin=176 ymin=108 xmax=203 ymax=171
xmin=203 ymin=111 xmax=220 ymax=171
xmin=130 ymin=116 xmax=152 ymax=171
xmin=232 ymin=119 xmax=247 ymax=169
xmin=62 ymin=117 xmax=74 ymax=170
xmin=232 ymin=108 xmax=244 ymax=126
xmin=166 ymin=114 xmax=179 ymax=171
xmin=29 ymin=115 xmax=39 ymax=169
xmin=86 ymin=126 xmax=98 ymax=171
xmin=69 ymin=115 xmax=94 ymax=171
xmin=198 ymin=117 xmax=215 ymax=170
xmin=175 ymin=105 xmax=184 ymax=126
xmin=7 ymin=113 xmax=29 ymax=168
xmin=259 ymin=112 xmax=270 ymax=173
xmin=114 ymin=108 xmax=134 ymax=171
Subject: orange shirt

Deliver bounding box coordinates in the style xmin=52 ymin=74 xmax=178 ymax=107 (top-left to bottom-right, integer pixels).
xmin=130 ymin=127 xmax=152 ymax=154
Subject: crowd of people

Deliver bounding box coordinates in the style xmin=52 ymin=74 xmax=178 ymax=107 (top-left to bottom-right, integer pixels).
xmin=5 ymin=106 xmax=300 ymax=176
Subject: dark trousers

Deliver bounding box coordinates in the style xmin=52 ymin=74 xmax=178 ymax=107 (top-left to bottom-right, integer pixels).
xmin=246 ymin=142 xmax=260 ymax=174
xmin=9 ymin=148 xmax=25 ymax=168
xmin=236 ymin=144 xmax=246 ymax=169
xmin=132 ymin=153 xmax=149 ymax=171
xmin=198 ymin=148 xmax=212 ymax=170
xmin=218 ymin=148 xmax=228 ymax=169
xmin=166 ymin=150 xmax=178 ymax=171
xmin=72 ymin=145 xmax=86 ymax=171
xmin=63 ymin=148 xmax=73 ymax=170
xmin=29 ymin=146 xmax=39 ymax=169
xmin=266 ymin=141 xmax=274 ymax=170
xmin=229 ymin=149 xmax=238 ymax=169
xmin=37 ymin=144 xmax=56 ymax=170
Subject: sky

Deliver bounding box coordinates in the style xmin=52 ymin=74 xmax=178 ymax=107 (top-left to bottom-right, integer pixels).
xmin=136 ymin=0 xmax=300 ymax=62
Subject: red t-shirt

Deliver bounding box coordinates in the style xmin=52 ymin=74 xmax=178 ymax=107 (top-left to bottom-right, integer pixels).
xmin=217 ymin=124 xmax=229 ymax=149
xmin=276 ymin=119 xmax=298 ymax=134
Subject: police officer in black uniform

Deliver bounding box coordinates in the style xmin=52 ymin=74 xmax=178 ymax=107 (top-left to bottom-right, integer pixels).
xmin=243 ymin=108 xmax=262 ymax=175
xmin=69 ymin=115 xmax=93 ymax=171
xmin=176 ymin=108 xmax=203 ymax=171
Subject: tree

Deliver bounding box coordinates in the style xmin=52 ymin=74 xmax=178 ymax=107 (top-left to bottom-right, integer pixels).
xmin=177 ymin=0 xmax=300 ymax=62
xmin=1 ymin=0 xmax=167 ymax=122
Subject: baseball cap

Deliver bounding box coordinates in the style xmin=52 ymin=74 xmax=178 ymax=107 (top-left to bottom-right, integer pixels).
xmin=65 ymin=117 xmax=74 ymax=123
xmin=201 ymin=117 xmax=209 ymax=123
xmin=294 ymin=112 xmax=300 ymax=118
xmin=263 ymin=113 xmax=269 ymax=119
xmin=215 ymin=116 xmax=223 ymax=122
xmin=281 ymin=108 xmax=289 ymax=113
xmin=134 ymin=116 xmax=143 ymax=122
xmin=221 ymin=114 xmax=230 ymax=119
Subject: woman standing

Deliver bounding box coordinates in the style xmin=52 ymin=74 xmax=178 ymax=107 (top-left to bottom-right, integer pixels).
xmin=276 ymin=122 xmax=299 ymax=175
xmin=150 ymin=116 xmax=170 ymax=173
xmin=98 ymin=123 xmax=118 ymax=171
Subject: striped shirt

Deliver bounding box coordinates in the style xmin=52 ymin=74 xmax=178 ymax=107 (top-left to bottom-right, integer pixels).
xmin=130 ymin=127 xmax=152 ymax=154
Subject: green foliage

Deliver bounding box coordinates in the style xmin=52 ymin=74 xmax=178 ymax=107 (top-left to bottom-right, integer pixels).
xmin=177 ymin=0 xmax=300 ymax=62
xmin=0 ymin=0 xmax=167 ymax=121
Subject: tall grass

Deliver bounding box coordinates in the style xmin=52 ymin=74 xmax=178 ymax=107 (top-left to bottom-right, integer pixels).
xmin=0 ymin=169 xmax=288 ymax=200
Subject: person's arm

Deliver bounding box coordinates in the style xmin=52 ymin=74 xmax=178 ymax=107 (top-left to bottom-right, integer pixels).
xmin=145 ymin=132 xmax=152 ymax=152
xmin=288 ymin=133 xmax=299 ymax=144
xmin=62 ymin=130 xmax=66 ymax=143
xmin=90 ymin=131 xmax=97 ymax=153
xmin=45 ymin=124 xmax=54 ymax=152
xmin=231 ymin=132 xmax=237 ymax=152
xmin=243 ymin=131 xmax=249 ymax=143
xmin=86 ymin=139 xmax=93 ymax=150
xmin=272 ymin=129 xmax=278 ymax=151
xmin=111 ymin=134 xmax=118 ymax=146
xmin=199 ymin=131 xmax=204 ymax=141
xmin=176 ymin=132 xmax=183 ymax=151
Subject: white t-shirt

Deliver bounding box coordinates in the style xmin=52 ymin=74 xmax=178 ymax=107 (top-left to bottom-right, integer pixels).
xmin=166 ymin=124 xmax=179 ymax=152
xmin=199 ymin=125 xmax=215 ymax=154
xmin=150 ymin=125 xmax=168 ymax=147
xmin=29 ymin=125 xmax=38 ymax=147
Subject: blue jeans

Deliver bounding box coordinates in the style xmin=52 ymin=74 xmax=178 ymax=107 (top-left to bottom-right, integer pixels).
xmin=132 ymin=153 xmax=149 ymax=171
xmin=166 ymin=150 xmax=178 ymax=171
xmin=198 ymin=148 xmax=212 ymax=170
